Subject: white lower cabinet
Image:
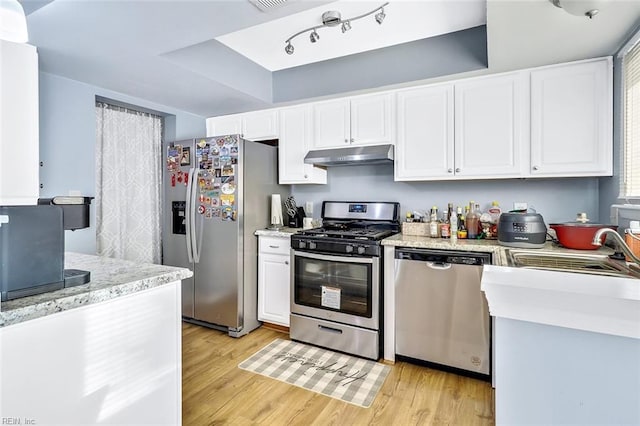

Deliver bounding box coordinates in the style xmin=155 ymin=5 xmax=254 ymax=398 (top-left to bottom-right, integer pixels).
xmin=258 ymin=235 xmax=291 ymax=327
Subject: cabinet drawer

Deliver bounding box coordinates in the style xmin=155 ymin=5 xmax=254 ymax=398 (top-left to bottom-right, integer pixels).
xmin=259 ymin=236 xmax=291 ymax=256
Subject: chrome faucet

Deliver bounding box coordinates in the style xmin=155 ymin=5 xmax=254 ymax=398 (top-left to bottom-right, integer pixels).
xmin=592 ymin=228 xmax=640 ymax=266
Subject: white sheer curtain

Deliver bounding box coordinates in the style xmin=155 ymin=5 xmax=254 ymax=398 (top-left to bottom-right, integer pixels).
xmin=95 ymin=102 xmax=163 ymax=263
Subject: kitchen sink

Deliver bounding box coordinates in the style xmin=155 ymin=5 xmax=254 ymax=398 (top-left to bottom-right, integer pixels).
xmin=505 ymin=249 xmax=640 ymax=279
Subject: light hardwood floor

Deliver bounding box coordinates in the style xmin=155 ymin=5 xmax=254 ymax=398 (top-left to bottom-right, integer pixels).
xmin=182 ymin=322 xmax=495 ymax=425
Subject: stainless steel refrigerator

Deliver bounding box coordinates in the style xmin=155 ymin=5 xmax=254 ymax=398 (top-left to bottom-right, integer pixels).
xmin=162 ymin=135 xmax=289 ymax=337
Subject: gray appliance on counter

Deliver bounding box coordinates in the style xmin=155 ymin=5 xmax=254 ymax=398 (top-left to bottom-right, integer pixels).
xmin=0 ymin=197 xmax=93 ymax=301
xmin=0 ymin=205 xmax=64 ymax=301
xmin=394 ymin=248 xmax=492 ymax=379
xmin=162 ymin=135 xmax=289 ymax=337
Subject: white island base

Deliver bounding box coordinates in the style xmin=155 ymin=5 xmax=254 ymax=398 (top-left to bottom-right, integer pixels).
xmin=1 ymin=254 xmax=189 ymax=425
xmin=482 ymin=265 xmax=640 ymax=425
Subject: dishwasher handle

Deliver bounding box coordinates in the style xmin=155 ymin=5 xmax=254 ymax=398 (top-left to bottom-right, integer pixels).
xmin=427 ymin=261 xmax=452 ymax=270
xmin=395 ymin=247 xmax=491 ymax=265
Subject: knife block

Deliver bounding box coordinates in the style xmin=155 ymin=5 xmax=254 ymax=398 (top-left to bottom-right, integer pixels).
xmin=287 ymin=207 xmax=306 ymax=228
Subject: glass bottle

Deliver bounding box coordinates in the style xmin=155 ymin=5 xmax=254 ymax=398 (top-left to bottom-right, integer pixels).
xmin=440 ymin=211 xmax=450 ymax=238
xmin=474 ymin=202 xmax=483 ymax=238
xmin=466 ymin=201 xmax=479 ymax=239
xmin=429 ymin=206 xmax=439 ymax=238
xmin=457 ymin=206 xmax=467 ymax=239
xmin=450 ymin=206 xmax=458 ymax=243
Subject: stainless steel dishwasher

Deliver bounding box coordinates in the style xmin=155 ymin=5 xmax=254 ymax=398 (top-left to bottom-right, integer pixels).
xmin=395 ymin=248 xmax=491 ymax=379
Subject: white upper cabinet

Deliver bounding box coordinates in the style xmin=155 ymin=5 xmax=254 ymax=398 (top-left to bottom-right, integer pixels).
xmin=395 ymin=72 xmax=527 ymax=181
xmin=454 ymin=72 xmax=528 ymax=178
xmin=242 ymin=109 xmax=279 ymax=141
xmin=207 ymin=110 xmax=279 ymax=141
xmin=206 ymin=114 xmax=242 ymax=137
xmin=312 ymin=93 xmax=394 ymax=149
xmin=278 ymin=105 xmax=327 ymax=185
xmin=0 ymin=41 xmax=39 ymax=205
xmin=530 ymin=58 xmax=613 ymax=177
xmin=395 ymin=84 xmax=454 ymax=180
xmin=312 ymin=99 xmax=350 ymax=148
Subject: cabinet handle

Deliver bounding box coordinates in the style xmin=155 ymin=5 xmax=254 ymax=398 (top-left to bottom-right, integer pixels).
xmin=269 ymin=245 xmax=280 ymax=249
xmin=455 ymin=168 xmax=461 ymax=173
xmin=285 ymin=260 xmax=289 ymax=265
xmin=344 ymin=139 xmax=349 ymax=144
xmin=350 ymin=138 xmax=354 ymax=143
xmin=447 ymin=168 xmax=453 ymax=173
xmin=532 ymin=166 xmax=539 ymax=171
xmin=304 ymin=174 xmax=308 ymax=179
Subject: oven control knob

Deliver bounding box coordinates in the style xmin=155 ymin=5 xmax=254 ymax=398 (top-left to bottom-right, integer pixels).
xmin=357 ymin=246 xmax=366 ymax=255
xmin=298 ymin=240 xmax=306 ymax=249
xmin=345 ymin=245 xmax=354 ymax=253
xmin=309 ymin=241 xmax=316 ymax=250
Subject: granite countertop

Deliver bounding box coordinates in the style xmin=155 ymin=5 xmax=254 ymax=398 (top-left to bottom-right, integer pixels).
xmin=254 ymin=227 xmax=300 ymax=237
xmin=382 ymin=234 xmax=616 ymax=266
xmin=382 ymin=234 xmax=510 ymax=265
xmin=0 ymin=252 xmax=193 ymax=328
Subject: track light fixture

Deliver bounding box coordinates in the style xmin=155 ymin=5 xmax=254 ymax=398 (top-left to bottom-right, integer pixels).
xmin=284 ymin=2 xmax=389 ymax=55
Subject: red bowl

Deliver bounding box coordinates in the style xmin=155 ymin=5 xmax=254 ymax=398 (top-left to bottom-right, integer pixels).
xmin=549 ymin=223 xmax=618 ymax=250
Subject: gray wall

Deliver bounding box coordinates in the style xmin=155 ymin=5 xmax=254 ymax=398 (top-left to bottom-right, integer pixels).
xmin=292 ymin=164 xmax=600 ymax=224
xmin=38 ymin=72 xmax=205 ymax=254
xmin=273 ymin=26 xmax=487 ymax=103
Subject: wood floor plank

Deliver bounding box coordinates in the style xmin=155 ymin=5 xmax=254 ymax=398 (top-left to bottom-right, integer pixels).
xmin=182 ymin=322 xmax=495 ymax=425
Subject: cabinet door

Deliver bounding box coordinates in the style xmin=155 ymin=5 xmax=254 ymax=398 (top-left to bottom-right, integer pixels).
xmin=242 ymin=110 xmax=279 ymax=141
xmin=278 ymin=105 xmax=327 ymax=184
xmin=530 ymin=58 xmax=612 ymax=177
xmin=395 ymin=84 xmax=454 ymax=180
xmin=0 ymin=41 xmax=39 ymax=205
xmin=312 ymin=99 xmax=350 ymax=149
xmin=258 ymin=253 xmax=291 ymax=327
xmin=350 ymin=93 xmax=394 ymax=146
xmin=454 ymin=72 xmax=528 ymax=178
xmin=206 ymin=115 xmax=242 ymax=137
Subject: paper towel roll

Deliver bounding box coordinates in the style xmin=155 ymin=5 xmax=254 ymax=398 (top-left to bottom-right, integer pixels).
xmin=271 ymin=194 xmax=283 ymax=228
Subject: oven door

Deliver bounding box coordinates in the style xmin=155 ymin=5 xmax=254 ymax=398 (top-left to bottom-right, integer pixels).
xmin=291 ymin=250 xmax=379 ymax=330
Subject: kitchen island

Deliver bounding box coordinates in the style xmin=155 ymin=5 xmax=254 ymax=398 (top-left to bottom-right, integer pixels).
xmin=482 ymin=265 xmax=640 ymax=425
xmin=0 ymin=252 xmax=192 ymax=425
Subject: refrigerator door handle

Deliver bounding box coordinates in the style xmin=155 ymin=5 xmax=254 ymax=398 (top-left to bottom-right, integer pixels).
xmin=190 ymin=168 xmax=201 ymax=263
xmin=185 ymin=167 xmax=195 ymax=263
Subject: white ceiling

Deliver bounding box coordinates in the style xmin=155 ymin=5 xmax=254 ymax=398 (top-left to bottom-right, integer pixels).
xmin=216 ymin=0 xmax=486 ymax=71
xmin=19 ymin=0 xmax=640 ymax=118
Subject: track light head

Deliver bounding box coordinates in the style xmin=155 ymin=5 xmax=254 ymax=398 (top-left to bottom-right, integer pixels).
xmin=285 ymin=42 xmax=294 ymax=55
xmin=284 ymin=2 xmax=388 ymax=55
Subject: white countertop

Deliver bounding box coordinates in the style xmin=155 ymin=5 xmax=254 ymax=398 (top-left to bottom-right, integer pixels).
xmin=482 ymin=264 xmax=640 ymax=339
xmin=0 ymin=252 xmax=192 ymax=327
xmin=254 ymin=227 xmax=299 ymax=237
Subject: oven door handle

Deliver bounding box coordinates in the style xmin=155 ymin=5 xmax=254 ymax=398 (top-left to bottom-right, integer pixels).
xmin=292 ymin=250 xmax=376 ymax=265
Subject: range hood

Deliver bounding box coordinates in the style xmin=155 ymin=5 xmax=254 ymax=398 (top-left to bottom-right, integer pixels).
xmin=304 ymin=144 xmax=394 ymax=167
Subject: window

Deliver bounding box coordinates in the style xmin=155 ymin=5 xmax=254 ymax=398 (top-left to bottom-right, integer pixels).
xmin=622 ymin=39 xmax=640 ymax=198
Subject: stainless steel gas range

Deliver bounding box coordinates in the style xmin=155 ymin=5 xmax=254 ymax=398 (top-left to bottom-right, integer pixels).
xmin=289 ymin=201 xmax=400 ymax=360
